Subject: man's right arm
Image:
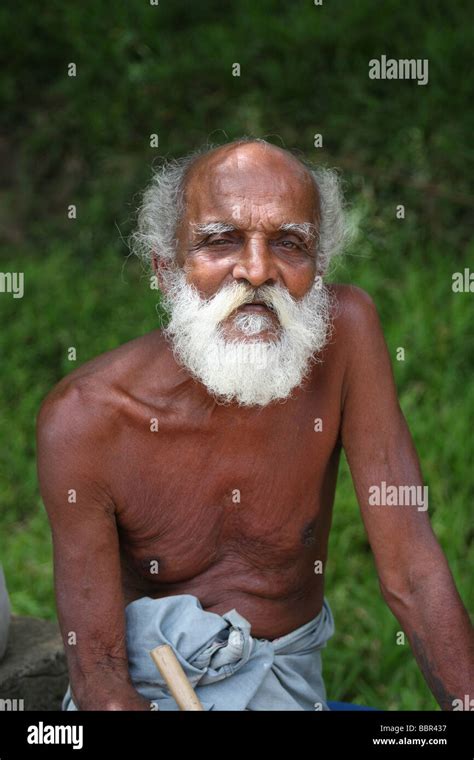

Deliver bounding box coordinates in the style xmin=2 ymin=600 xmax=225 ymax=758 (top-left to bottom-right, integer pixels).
xmin=36 ymin=381 xmax=152 ymax=711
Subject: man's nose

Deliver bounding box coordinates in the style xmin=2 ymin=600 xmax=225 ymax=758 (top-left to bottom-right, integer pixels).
xmin=231 ymin=238 xmax=278 ymax=288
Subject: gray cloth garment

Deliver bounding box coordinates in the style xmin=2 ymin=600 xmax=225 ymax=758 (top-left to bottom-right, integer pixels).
xmin=62 ymin=593 xmax=335 ymax=711
xmin=0 ymin=565 xmax=11 ymax=661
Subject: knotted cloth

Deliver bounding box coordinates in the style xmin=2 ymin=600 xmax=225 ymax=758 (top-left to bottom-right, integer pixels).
xmin=62 ymin=593 xmax=335 ymax=711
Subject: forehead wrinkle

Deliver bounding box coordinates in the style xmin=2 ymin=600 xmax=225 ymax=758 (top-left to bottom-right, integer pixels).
xmin=188 ymin=187 xmax=316 ymax=227
xmin=213 ymin=168 xmax=308 ymax=202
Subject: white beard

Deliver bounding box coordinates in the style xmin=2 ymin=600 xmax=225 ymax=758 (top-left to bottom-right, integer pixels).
xmin=160 ymin=267 xmax=333 ymax=407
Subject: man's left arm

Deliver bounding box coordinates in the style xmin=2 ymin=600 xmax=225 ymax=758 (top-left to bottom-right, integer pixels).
xmin=339 ymin=286 xmax=474 ymax=710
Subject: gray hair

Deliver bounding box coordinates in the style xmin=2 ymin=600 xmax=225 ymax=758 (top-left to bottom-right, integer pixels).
xmin=129 ymin=137 xmax=351 ymax=277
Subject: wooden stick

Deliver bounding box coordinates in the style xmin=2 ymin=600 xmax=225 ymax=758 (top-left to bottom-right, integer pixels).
xmin=149 ymin=644 xmax=205 ymax=711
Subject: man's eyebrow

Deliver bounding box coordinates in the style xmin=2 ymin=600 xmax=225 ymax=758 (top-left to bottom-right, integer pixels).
xmin=278 ymin=222 xmax=318 ymax=241
xmin=190 ymin=221 xmax=318 ymax=240
xmin=191 ymin=222 xmax=237 ymax=236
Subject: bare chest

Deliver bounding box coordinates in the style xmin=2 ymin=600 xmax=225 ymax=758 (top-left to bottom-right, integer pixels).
xmin=111 ymin=377 xmax=342 ymax=587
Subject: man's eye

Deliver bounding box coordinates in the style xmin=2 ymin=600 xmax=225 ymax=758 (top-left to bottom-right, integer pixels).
xmin=278 ymin=240 xmax=299 ymax=249
xmin=208 ymin=238 xmax=231 ymax=246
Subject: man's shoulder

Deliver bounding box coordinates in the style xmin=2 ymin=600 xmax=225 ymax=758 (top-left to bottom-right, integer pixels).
xmin=36 ymin=329 xmax=166 ymax=443
xmin=327 ymin=283 xmax=382 ymax=343
xmin=328 ymin=283 xmax=378 ymax=319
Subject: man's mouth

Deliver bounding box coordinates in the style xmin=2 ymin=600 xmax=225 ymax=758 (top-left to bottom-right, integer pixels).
xmin=237 ymin=302 xmax=274 ymax=313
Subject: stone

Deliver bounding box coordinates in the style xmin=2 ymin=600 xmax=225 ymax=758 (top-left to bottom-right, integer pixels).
xmin=0 ymin=616 xmax=68 ymax=711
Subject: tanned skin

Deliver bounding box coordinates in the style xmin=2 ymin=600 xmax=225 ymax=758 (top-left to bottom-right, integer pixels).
xmin=36 ymin=143 xmax=473 ymax=710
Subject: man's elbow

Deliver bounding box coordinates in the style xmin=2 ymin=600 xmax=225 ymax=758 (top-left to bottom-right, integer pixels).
xmin=377 ymin=561 xmax=432 ymax=612
xmin=378 ymin=547 xmax=454 ymax=614
xmin=378 ymin=576 xmax=416 ymax=615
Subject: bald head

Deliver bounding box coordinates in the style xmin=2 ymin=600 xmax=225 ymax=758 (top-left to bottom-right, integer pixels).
xmin=184 ymin=140 xmax=317 ymax=190
xmin=181 ymin=140 xmax=320 ymax=229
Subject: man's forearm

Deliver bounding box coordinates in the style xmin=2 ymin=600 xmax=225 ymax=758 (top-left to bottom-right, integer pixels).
xmin=384 ymin=567 xmax=474 ymax=710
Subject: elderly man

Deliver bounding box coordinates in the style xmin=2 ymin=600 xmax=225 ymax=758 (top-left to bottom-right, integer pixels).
xmin=37 ymin=138 xmax=473 ymax=711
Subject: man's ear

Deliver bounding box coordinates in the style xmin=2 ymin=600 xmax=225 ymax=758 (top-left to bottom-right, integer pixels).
xmin=151 ymin=251 xmax=160 ymax=274
xmin=151 ymin=253 xmax=169 ymax=293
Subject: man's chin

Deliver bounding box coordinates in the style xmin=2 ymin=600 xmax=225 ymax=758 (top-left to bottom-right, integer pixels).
xmin=221 ymin=317 xmax=281 ymax=342
xmin=221 ymin=329 xmax=279 ymax=343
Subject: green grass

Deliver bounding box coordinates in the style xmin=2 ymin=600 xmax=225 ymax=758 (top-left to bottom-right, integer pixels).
xmin=1 ymin=0 xmax=472 ymax=710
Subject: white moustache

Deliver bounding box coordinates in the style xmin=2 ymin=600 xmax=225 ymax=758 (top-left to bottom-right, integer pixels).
xmin=201 ymin=281 xmax=279 ymax=325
